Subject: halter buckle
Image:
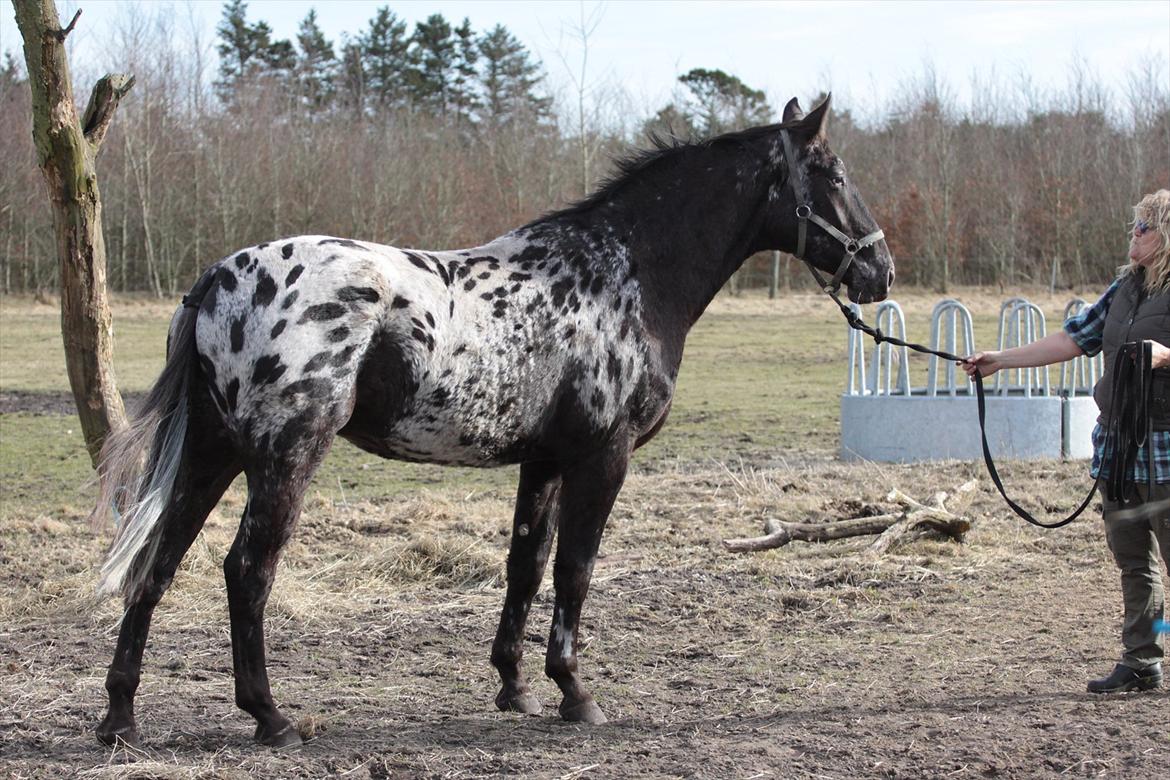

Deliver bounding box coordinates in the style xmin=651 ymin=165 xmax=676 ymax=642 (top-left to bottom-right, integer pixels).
xmin=844 ymin=239 xmax=859 ymax=255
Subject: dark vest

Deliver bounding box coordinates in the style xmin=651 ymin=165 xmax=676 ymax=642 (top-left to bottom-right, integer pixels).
xmin=1093 ymin=270 xmax=1170 ymax=430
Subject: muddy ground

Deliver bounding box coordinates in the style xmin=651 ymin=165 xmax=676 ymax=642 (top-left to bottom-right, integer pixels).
xmin=2 ymin=448 xmax=1167 ymax=779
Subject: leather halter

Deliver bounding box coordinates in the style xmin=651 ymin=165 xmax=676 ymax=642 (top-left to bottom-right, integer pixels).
xmin=779 ymin=129 xmax=885 ymax=294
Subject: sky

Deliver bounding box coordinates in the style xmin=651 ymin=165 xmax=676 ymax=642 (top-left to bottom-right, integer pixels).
xmin=2 ymin=0 xmax=1168 ymax=124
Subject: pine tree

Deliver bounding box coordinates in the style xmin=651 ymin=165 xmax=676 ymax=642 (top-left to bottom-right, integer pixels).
xmin=338 ymin=35 xmax=367 ymax=116
xmin=254 ymin=21 xmax=296 ymax=73
xmin=1 ymin=50 xmax=23 ymax=89
xmin=449 ymin=18 xmax=480 ymax=124
xmin=215 ymin=0 xmax=255 ymax=100
xmin=214 ymin=0 xmax=296 ymax=104
xmin=363 ymin=6 xmax=410 ymax=112
xmin=407 ymin=14 xmax=456 ymax=115
xmin=296 ymin=9 xmax=337 ymax=112
xmin=477 ymin=24 xmax=549 ymax=127
xmin=677 ymin=68 xmax=771 ymax=135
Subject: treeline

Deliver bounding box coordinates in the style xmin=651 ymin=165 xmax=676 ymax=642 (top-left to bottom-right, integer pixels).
xmin=1 ymin=2 xmax=1167 ymax=295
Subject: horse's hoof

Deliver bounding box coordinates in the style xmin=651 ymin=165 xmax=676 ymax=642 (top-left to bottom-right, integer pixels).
xmin=496 ymin=687 xmax=543 ymax=715
xmin=254 ymin=722 xmax=303 ymax=749
xmin=96 ymin=719 xmax=140 ymax=749
xmin=559 ymin=697 xmax=607 ymax=724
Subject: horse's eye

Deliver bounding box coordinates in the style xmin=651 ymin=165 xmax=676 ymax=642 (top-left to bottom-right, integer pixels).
xmin=831 ymin=174 xmax=846 ymax=187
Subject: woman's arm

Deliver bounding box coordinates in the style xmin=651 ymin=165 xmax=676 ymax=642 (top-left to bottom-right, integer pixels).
xmin=960 ymin=330 xmax=1085 ymax=378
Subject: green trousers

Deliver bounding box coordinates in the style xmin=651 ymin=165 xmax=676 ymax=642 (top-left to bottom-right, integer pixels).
xmin=1101 ymin=482 xmax=1170 ymax=670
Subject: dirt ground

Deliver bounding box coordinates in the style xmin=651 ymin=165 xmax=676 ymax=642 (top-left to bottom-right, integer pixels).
xmin=2 ymin=450 xmax=1168 ymax=779
xmin=3 ymin=289 xmax=1166 ymax=778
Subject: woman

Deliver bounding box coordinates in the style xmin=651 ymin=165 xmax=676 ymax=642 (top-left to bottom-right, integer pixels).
xmin=962 ymin=189 xmax=1170 ymax=694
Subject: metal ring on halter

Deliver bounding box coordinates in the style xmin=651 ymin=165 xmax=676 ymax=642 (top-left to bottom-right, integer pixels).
xmin=844 ymin=239 xmax=859 ymax=255
xmin=795 ymin=204 xmax=811 ymax=219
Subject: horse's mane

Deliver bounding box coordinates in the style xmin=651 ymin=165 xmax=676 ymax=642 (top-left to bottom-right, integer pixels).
xmin=526 ymin=121 xmax=801 ymax=228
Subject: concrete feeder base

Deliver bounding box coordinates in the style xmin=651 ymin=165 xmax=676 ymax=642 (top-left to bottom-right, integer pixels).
xmin=840 ymin=390 xmax=1100 ymax=463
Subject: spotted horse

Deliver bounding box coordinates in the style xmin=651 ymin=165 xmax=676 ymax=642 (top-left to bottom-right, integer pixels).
xmin=93 ymin=96 xmax=894 ymax=748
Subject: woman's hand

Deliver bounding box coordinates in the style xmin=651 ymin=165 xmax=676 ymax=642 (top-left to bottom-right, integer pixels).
xmin=958 ymin=351 xmax=1004 ymax=379
xmin=1150 ymin=340 xmax=1170 ymax=369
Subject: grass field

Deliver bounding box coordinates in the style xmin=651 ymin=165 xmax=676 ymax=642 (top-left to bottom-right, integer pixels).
xmin=2 ymin=288 xmax=1167 ymax=779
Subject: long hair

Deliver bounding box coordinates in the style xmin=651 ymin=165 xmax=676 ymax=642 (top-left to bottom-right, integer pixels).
xmin=1119 ymin=189 xmax=1170 ymax=294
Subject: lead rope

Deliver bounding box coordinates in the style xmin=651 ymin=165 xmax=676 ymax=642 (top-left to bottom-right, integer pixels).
xmin=814 ymin=278 xmax=1148 ymax=529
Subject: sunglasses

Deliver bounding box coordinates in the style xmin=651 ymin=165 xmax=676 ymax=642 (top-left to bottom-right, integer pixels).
xmin=1134 ymin=220 xmax=1153 ymax=236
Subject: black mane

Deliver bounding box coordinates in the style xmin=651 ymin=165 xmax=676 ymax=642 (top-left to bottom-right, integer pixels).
xmin=526 ymin=121 xmax=799 ymax=228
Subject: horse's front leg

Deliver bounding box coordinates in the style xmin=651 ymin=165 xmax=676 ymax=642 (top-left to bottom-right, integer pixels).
xmin=491 ymin=460 xmax=561 ymax=715
xmin=544 ymin=436 xmax=630 ymax=724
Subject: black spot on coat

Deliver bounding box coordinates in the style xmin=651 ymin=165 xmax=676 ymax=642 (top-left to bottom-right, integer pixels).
xmin=252 ymin=354 xmax=286 ymax=386
xmin=319 ymin=238 xmax=366 ymax=250
xmin=252 ymin=269 xmax=277 ymax=307
xmin=271 ymin=320 xmax=287 ymax=338
xmin=281 ymin=244 xmax=295 ymax=260
xmin=337 ymin=286 xmax=381 ymax=303
xmin=230 ymin=315 xmax=247 ymax=353
xmin=304 ymin=351 xmax=331 ymax=373
xmin=225 ymin=378 xmax=240 ymax=412
xmin=217 ymin=266 xmax=238 ymax=292
xmin=299 ymin=303 xmax=346 ymax=322
xmin=285 ymin=264 xmax=303 ymax=285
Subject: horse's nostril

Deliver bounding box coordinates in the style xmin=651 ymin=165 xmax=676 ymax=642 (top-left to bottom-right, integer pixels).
xmin=887 ymin=268 xmax=896 ymax=288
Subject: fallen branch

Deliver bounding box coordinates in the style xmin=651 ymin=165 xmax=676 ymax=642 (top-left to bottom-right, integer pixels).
xmin=722 ymin=480 xmax=976 ymax=554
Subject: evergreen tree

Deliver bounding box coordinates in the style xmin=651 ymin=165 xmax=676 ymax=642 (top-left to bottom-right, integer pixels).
xmin=407 ymin=14 xmax=456 ymax=115
xmin=254 ymin=21 xmax=296 ymax=73
xmin=449 ymin=18 xmax=480 ymax=124
xmin=296 ymin=9 xmax=337 ymax=112
xmin=677 ymin=68 xmax=771 ymax=135
xmin=214 ymin=0 xmax=296 ymax=103
xmin=1 ymin=50 xmax=23 ymax=90
xmin=362 ymin=6 xmax=410 ymax=112
xmin=641 ymin=103 xmax=698 ymax=142
xmin=477 ymin=24 xmax=549 ymax=126
xmin=215 ymin=0 xmax=256 ymax=99
xmin=338 ymin=35 xmax=367 ymax=116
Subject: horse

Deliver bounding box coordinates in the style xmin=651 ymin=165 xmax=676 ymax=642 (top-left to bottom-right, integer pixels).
xmin=92 ymin=95 xmax=894 ymax=749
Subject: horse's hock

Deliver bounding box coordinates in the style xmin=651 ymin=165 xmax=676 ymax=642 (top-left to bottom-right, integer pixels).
xmin=840 ymin=297 xmax=1101 ymax=462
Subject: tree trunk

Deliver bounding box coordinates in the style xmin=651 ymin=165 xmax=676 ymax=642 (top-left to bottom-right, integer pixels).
xmin=14 ymin=1 xmax=134 ymax=466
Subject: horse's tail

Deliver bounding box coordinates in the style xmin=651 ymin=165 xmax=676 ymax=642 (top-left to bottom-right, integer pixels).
xmin=92 ymin=270 xmax=215 ymax=602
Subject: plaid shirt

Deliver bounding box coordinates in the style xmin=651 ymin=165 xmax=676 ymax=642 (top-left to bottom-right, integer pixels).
xmin=1063 ymin=277 xmax=1170 ymax=483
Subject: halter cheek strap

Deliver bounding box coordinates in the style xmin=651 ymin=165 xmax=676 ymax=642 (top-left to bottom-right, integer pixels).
xmin=780 ymin=129 xmax=885 ymax=293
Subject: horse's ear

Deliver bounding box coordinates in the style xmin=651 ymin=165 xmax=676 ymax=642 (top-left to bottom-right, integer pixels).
xmin=794 ymin=93 xmax=831 ymax=143
xmin=782 ymin=97 xmax=804 ymax=123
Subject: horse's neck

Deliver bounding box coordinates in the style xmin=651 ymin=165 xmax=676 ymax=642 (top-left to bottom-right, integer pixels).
xmin=626 ymin=180 xmax=768 ymax=330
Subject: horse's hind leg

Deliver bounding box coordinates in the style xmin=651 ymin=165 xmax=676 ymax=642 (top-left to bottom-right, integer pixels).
xmin=225 ymin=425 xmax=336 ymax=748
xmin=97 ymin=428 xmax=240 ymax=747
xmin=544 ymin=437 xmax=630 ymax=724
xmin=491 ymin=460 xmax=561 ymax=715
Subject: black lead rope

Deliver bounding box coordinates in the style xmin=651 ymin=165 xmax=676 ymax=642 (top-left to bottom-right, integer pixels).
xmin=819 ymin=284 xmax=1152 ymax=529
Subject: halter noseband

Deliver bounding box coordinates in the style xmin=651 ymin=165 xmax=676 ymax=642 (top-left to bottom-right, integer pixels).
xmin=779 ymin=129 xmax=885 ymax=293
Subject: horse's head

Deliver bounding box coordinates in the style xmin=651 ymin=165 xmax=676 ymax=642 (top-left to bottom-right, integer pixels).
xmin=757 ymin=94 xmax=894 ymax=304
